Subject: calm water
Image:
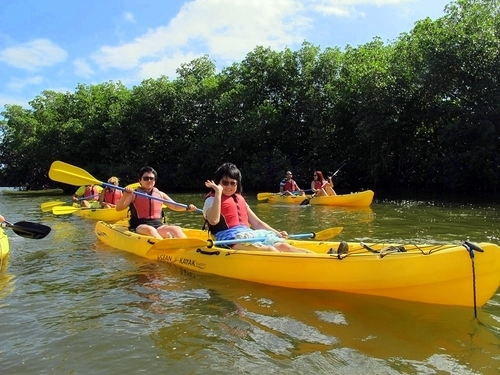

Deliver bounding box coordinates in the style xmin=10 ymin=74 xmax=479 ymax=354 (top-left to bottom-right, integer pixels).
xmin=1 ymin=190 xmax=500 ymax=374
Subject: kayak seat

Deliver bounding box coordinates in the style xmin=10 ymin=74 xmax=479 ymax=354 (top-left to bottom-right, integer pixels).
xmin=327 ymin=241 xmax=349 ymax=259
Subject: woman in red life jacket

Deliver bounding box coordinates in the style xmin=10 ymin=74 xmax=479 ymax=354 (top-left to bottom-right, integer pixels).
xmin=203 ymin=163 xmax=312 ymax=253
xmin=73 ymin=184 xmax=103 ymax=208
xmin=116 ymin=166 xmax=197 ymax=239
xmin=279 ymin=171 xmax=304 ymax=196
xmin=99 ymin=176 xmax=122 ymax=208
xmin=310 ymin=171 xmax=330 ymax=196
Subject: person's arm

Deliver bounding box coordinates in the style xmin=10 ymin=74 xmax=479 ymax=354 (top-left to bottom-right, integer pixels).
xmin=204 ymin=180 xmax=222 ymax=224
xmin=98 ymin=189 xmax=106 ymax=207
xmin=73 ymin=186 xmax=85 ymax=201
xmin=115 ymin=187 xmax=135 ymax=211
xmin=311 ymin=180 xmax=316 ymax=193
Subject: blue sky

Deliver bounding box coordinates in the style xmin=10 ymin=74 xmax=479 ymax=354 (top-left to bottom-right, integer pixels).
xmin=0 ymin=0 xmax=451 ymax=111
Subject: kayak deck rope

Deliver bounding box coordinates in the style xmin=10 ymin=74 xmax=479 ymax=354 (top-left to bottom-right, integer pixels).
xmin=462 ymin=241 xmax=484 ymax=319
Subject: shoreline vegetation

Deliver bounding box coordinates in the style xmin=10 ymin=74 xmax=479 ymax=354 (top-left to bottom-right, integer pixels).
xmin=0 ymin=0 xmax=498 ymax=194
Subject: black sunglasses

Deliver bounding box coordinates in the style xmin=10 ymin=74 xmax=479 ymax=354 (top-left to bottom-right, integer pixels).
xmin=221 ymin=180 xmax=237 ymax=186
xmin=142 ymin=176 xmax=155 ymax=181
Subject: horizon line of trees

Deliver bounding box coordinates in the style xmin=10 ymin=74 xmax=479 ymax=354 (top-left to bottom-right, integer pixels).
xmin=0 ymin=0 xmax=498 ymax=194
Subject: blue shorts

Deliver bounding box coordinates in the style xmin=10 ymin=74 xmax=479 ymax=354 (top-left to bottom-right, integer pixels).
xmin=215 ymin=225 xmax=286 ymax=247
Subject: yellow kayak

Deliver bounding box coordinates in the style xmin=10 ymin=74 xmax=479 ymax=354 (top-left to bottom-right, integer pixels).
xmin=0 ymin=227 xmax=10 ymax=265
xmin=266 ymin=190 xmax=374 ymax=207
xmin=94 ymin=221 xmax=500 ymax=307
xmin=53 ymin=206 xmax=128 ymax=221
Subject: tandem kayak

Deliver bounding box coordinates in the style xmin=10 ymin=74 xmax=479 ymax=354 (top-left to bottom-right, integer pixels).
xmin=265 ymin=190 xmax=374 ymax=207
xmin=94 ymin=221 xmax=500 ymax=307
xmin=0 ymin=228 xmax=10 ymax=264
xmin=2 ymin=188 xmax=64 ymax=196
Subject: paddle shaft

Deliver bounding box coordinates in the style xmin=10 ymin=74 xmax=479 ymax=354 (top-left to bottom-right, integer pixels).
xmin=49 ymin=161 xmax=201 ymax=213
xmin=330 ymin=160 xmax=347 ymax=178
xmin=112 ymin=183 xmax=202 ymax=213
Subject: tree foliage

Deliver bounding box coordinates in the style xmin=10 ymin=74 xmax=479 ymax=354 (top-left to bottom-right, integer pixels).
xmin=0 ymin=0 xmax=498 ymax=193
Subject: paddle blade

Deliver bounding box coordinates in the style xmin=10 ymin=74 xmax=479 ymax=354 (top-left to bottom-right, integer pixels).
xmin=257 ymin=192 xmax=275 ymax=201
xmin=49 ymin=161 xmax=102 ymax=186
xmin=6 ymin=221 xmax=51 ymax=239
xmin=40 ymin=200 xmax=67 ymax=212
xmin=313 ymin=227 xmax=343 ymax=240
xmin=52 ymin=206 xmax=80 ymax=215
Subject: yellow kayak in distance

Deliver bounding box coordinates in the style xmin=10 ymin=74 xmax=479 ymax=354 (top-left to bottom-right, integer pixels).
xmin=94 ymin=221 xmax=500 ymax=307
xmin=53 ymin=206 xmax=128 ymax=222
xmin=2 ymin=188 xmax=64 ymax=196
xmin=264 ymin=190 xmax=374 ymax=207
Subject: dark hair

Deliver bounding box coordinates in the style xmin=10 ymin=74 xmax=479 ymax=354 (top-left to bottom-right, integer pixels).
xmin=214 ymin=163 xmax=243 ymax=194
xmin=138 ymin=166 xmax=157 ymax=180
xmin=314 ymin=170 xmax=326 ymax=183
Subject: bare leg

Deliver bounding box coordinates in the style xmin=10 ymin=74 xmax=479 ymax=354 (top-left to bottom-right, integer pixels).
xmin=274 ymin=243 xmax=314 ymax=253
xmin=136 ymin=224 xmax=163 ymax=239
xmin=158 ymin=225 xmax=186 ymax=239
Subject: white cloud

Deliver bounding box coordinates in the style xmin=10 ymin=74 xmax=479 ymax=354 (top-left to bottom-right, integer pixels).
xmin=6 ymin=76 xmax=44 ymax=91
xmin=123 ymin=12 xmax=136 ymax=23
xmin=91 ymin=0 xmax=306 ymax=72
xmin=137 ymin=51 xmax=201 ymax=80
xmin=0 ymin=39 xmax=67 ymax=71
xmin=73 ymin=58 xmax=95 ymax=78
xmin=307 ymin=0 xmax=414 ymax=17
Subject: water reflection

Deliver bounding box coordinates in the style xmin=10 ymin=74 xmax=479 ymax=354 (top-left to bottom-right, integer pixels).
xmin=141 ymin=264 xmax=500 ymax=373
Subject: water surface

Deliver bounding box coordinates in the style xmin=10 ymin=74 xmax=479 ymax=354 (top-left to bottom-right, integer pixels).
xmin=1 ymin=191 xmax=499 ymax=374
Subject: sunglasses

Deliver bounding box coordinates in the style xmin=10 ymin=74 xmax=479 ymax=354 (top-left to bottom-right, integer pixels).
xmin=313 ymin=174 xmax=318 ymax=176
xmin=142 ymin=176 xmax=155 ymax=181
xmin=221 ymin=180 xmax=237 ymax=186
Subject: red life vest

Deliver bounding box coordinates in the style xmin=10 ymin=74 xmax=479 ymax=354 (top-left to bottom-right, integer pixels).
xmin=204 ymin=193 xmax=249 ymax=234
xmin=283 ymin=179 xmax=299 ymax=192
xmin=103 ymin=187 xmax=122 ymax=204
xmin=84 ymin=185 xmax=99 ymax=201
xmin=313 ymin=180 xmax=323 ymax=190
xmin=132 ymin=187 xmax=163 ymax=219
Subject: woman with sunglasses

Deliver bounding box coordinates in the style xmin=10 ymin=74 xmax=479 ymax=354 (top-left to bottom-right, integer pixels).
xmin=311 ymin=171 xmax=337 ymax=196
xmin=203 ymin=163 xmax=312 ymax=253
xmin=116 ymin=166 xmax=197 ymax=239
xmin=311 ymin=171 xmax=329 ymax=197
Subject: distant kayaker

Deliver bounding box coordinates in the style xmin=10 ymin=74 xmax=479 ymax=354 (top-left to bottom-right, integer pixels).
xmin=203 ymin=163 xmax=312 ymax=253
xmin=311 ymin=170 xmax=336 ymax=196
xmin=279 ymin=171 xmax=304 ymax=196
xmin=116 ymin=166 xmax=197 ymax=239
xmin=72 ymin=184 xmax=103 ymax=208
xmin=99 ymin=176 xmax=123 ymax=208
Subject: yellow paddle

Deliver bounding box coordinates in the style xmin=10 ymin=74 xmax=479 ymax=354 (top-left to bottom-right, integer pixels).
xmin=52 ymin=206 xmax=84 ymax=215
xmin=48 ymin=161 xmax=202 ymax=212
xmin=40 ymin=194 xmax=99 ymax=212
xmin=145 ymin=226 xmax=343 ymax=255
